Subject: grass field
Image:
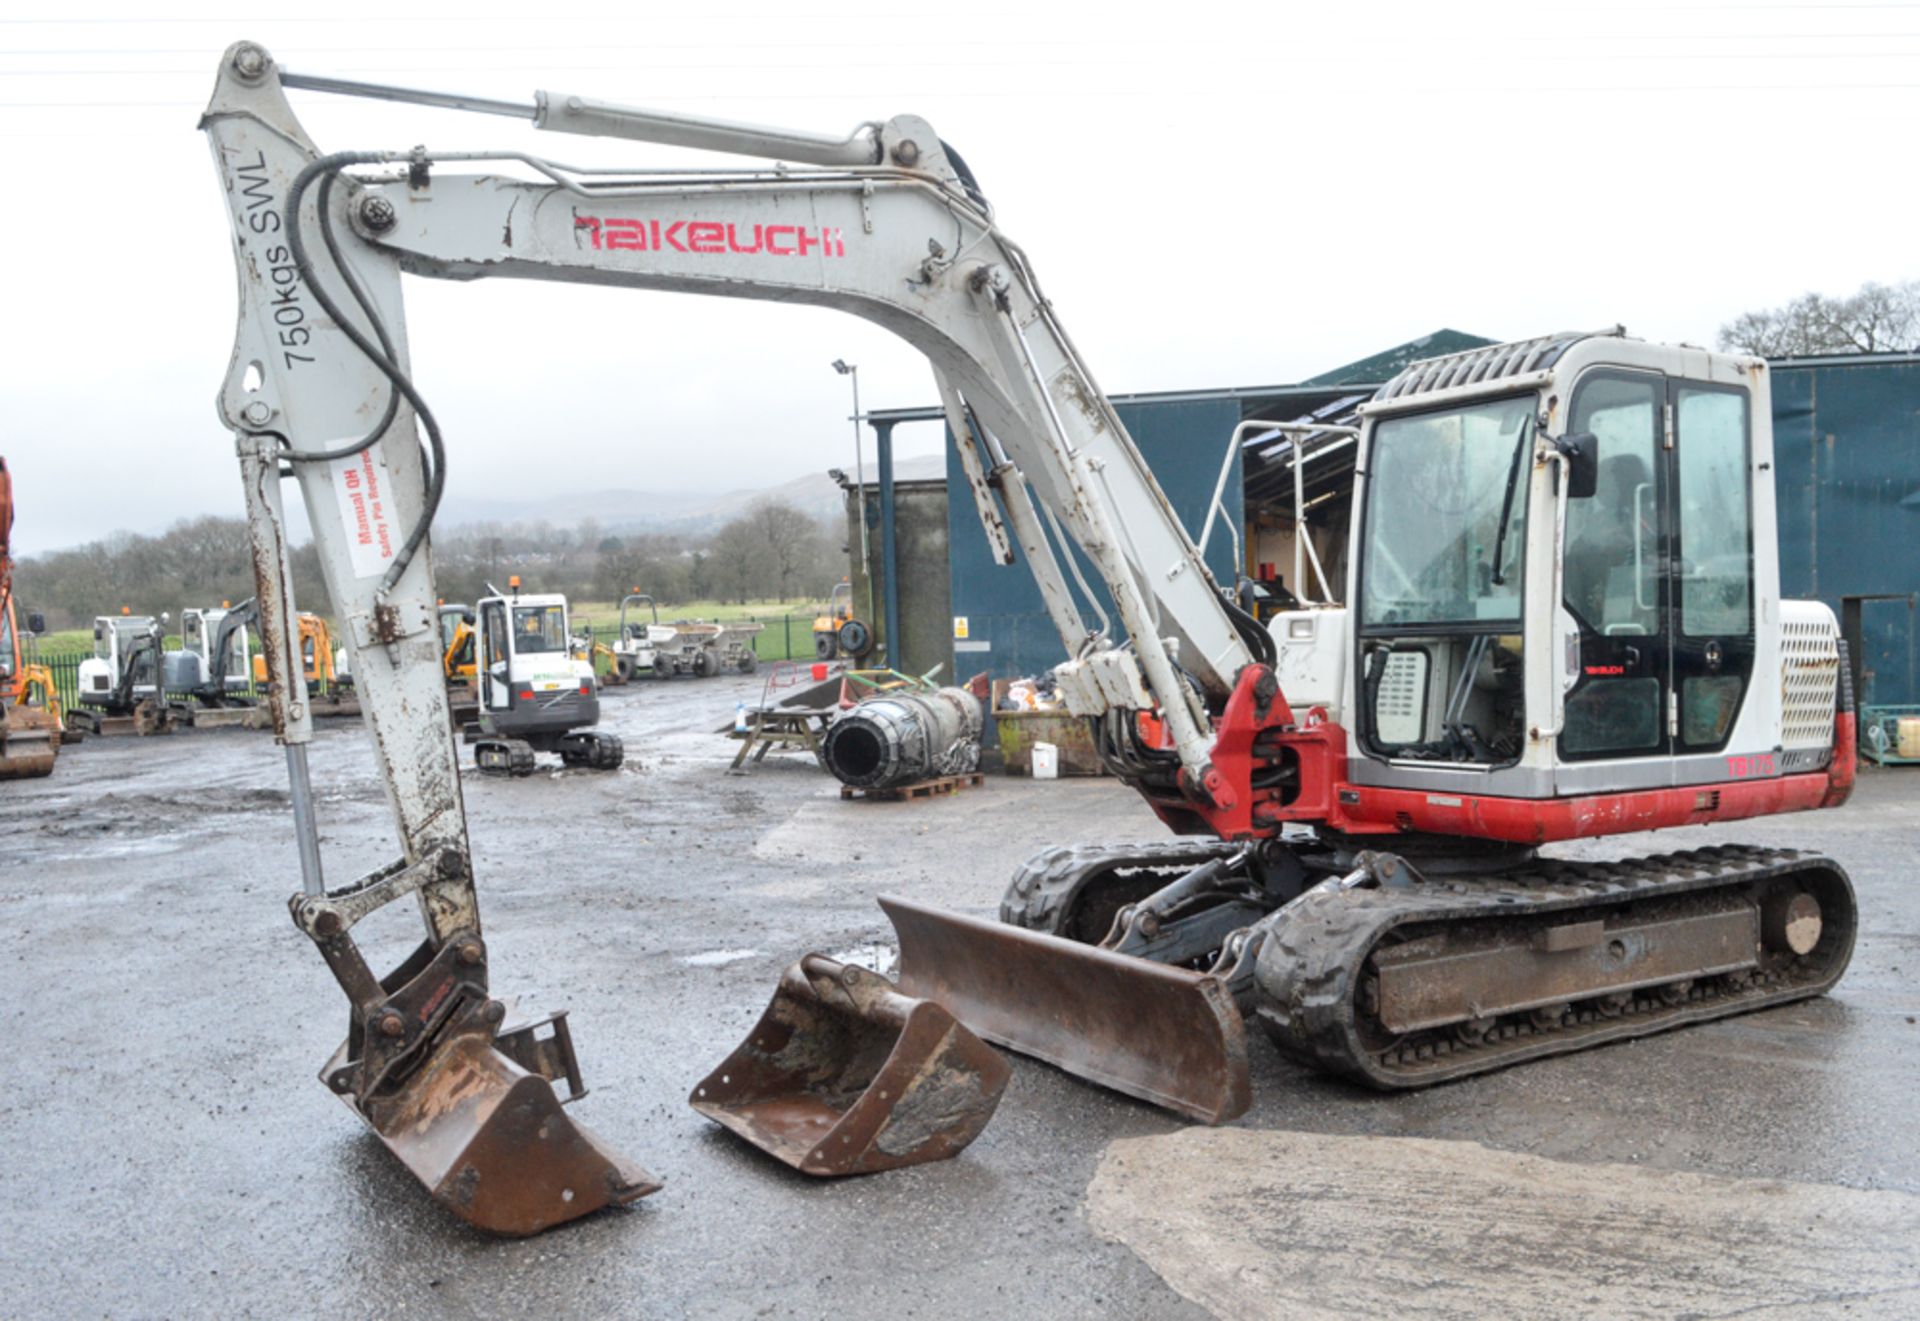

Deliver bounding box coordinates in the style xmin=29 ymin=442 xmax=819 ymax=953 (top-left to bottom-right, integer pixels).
xmin=568 ymin=598 xmax=824 ymax=627
xmin=37 ymin=627 xmax=116 ymax=659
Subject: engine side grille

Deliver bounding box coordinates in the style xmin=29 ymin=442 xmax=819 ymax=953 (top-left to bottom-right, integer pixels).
xmin=1779 ymin=604 xmax=1840 ymax=751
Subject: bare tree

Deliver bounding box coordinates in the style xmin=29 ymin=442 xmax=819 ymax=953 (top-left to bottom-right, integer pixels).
xmin=709 ymin=517 xmax=767 ymax=604
xmin=748 ymin=498 xmax=829 ymax=602
xmin=1719 ymin=280 xmax=1920 ymax=357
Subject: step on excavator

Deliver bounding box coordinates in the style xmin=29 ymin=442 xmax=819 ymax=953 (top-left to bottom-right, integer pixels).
xmin=203 ymin=44 xmax=1856 ymax=1232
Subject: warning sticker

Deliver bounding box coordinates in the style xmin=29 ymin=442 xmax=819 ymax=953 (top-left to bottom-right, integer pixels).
xmin=953 ymin=616 xmax=970 ymax=640
xmin=330 ymin=447 xmax=399 ymax=580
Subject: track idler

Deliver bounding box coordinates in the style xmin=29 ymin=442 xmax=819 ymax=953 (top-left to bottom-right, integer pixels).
xmin=693 ymin=955 xmax=1009 ymax=1175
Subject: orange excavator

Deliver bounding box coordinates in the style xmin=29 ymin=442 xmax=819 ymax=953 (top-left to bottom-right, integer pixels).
xmin=0 ymin=457 xmax=62 ymax=779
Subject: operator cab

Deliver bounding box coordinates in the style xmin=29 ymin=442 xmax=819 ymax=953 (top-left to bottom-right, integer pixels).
xmin=179 ymin=605 xmax=253 ymax=695
xmin=78 ymin=613 xmax=162 ymax=705
xmin=438 ymin=603 xmax=476 ymax=676
xmin=1279 ymin=330 xmax=1836 ymax=800
xmin=475 ymin=585 xmax=599 ymax=729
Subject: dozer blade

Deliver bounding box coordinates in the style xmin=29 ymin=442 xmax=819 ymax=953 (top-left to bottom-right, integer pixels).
xmin=692 ymin=955 xmax=1010 ymax=1175
xmin=326 ymin=1021 xmax=660 ymax=1237
xmin=881 ymin=894 xmax=1251 ymax=1124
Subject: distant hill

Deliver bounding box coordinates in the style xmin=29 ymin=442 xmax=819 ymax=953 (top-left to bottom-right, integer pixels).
xmin=436 ymin=454 xmax=948 ymax=533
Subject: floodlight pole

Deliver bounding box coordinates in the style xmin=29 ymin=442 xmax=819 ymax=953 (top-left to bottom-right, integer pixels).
xmin=833 ymin=360 xmax=877 ymax=638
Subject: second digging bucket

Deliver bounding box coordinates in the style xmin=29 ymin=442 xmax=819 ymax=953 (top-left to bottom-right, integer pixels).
xmin=691 ymin=955 xmax=1009 ymax=1175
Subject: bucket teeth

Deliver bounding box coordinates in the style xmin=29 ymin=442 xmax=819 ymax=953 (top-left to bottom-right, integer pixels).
xmin=692 ymin=955 xmax=1010 ymax=1176
xmin=326 ymin=1020 xmax=659 ymax=1236
xmin=882 ymin=893 xmax=1251 ymax=1124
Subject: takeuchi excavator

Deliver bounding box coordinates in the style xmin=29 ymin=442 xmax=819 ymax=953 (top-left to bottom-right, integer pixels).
xmin=203 ymin=45 xmax=1856 ymax=1234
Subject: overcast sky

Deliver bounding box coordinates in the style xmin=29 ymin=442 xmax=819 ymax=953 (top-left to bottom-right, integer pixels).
xmin=3 ymin=0 xmax=1914 ymax=554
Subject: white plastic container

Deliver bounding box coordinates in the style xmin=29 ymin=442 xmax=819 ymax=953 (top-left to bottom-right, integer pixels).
xmin=1899 ymin=717 xmax=1920 ymax=760
xmin=1031 ymin=742 xmax=1059 ymax=779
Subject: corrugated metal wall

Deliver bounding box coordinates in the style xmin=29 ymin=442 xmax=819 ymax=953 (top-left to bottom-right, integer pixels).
xmin=943 ymin=397 xmax=1245 ymax=681
xmin=1772 ymin=357 xmax=1920 ymax=706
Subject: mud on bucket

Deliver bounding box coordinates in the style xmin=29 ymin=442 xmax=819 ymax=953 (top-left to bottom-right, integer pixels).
xmin=691 ymin=955 xmax=1010 ymax=1175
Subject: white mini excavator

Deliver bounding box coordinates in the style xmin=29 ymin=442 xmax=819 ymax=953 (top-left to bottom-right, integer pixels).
xmin=203 ymin=44 xmax=1855 ymax=1235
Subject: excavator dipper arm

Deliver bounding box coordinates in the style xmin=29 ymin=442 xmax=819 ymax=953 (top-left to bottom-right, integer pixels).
xmin=205 ymin=50 xmax=668 ymax=1235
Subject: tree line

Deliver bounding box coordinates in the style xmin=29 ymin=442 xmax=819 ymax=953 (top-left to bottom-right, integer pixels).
xmin=1718 ymin=278 xmax=1920 ymax=357
xmin=15 ymin=498 xmax=844 ymax=635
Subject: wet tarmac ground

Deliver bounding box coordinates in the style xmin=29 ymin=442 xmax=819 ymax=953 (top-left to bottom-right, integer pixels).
xmin=2 ymin=674 xmax=1917 ymax=1318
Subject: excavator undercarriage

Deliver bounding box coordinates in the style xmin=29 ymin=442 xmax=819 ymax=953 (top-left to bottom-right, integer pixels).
xmin=938 ymin=836 xmax=1856 ymax=1113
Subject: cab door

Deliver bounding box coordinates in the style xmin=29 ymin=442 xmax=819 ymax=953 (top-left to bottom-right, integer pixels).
xmin=1667 ymin=383 xmax=1754 ymax=752
xmin=1559 ymin=371 xmax=1757 ymax=775
xmin=1560 ymin=371 xmax=1671 ymax=763
xmin=478 ymin=600 xmax=511 ymax=712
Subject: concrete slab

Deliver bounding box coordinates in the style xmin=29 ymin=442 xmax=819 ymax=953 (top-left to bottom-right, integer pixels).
xmin=1088 ymin=1128 xmax=1920 ymax=1320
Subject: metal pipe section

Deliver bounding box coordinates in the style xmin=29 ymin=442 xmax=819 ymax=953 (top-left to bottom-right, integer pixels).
xmin=876 ymin=421 xmax=901 ymax=671
xmin=823 ymin=687 xmax=983 ymax=791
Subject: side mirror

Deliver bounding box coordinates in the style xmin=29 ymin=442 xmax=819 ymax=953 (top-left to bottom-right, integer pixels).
xmin=25 ymin=612 xmax=44 ymax=635
xmin=1556 ymin=431 xmax=1600 ymax=499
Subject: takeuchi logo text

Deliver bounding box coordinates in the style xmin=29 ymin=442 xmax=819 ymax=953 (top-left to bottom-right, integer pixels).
xmin=574 ymin=215 xmax=846 ymax=257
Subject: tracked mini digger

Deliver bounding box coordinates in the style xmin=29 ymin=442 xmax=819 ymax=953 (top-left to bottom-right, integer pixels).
xmin=202 ymin=44 xmax=1855 ymax=1233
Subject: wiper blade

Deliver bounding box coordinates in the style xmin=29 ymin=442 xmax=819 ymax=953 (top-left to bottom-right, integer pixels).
xmin=1489 ymin=416 xmax=1533 ymax=588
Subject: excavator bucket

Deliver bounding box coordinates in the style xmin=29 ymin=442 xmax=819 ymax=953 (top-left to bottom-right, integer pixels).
xmin=326 ymin=1012 xmax=660 ymax=1237
xmin=692 ymin=955 xmax=1010 ymax=1175
xmin=881 ymin=895 xmax=1252 ymax=1124
xmin=0 ymin=706 xmax=58 ymax=780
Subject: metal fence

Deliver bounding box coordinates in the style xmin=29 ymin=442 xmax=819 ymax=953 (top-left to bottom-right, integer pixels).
xmin=744 ymin=616 xmax=818 ymax=664
xmin=42 ymin=654 xmax=101 ymax=713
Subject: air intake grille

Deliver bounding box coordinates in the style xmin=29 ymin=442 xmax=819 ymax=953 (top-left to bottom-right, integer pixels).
xmin=1780 ymin=608 xmax=1840 ymax=751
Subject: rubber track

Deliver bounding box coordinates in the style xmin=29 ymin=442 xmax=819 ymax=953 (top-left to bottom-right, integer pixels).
xmin=1000 ymin=839 xmax=1245 ymax=932
xmin=476 ymin=737 xmax=537 ymax=777
xmin=1253 ymin=844 xmax=1856 ymax=1089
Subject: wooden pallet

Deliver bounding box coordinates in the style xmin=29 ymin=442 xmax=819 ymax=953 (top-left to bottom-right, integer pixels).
xmin=840 ymin=772 xmax=985 ymax=802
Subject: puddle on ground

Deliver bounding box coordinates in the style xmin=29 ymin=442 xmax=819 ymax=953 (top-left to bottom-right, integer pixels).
xmin=681 ymin=948 xmax=761 ymax=967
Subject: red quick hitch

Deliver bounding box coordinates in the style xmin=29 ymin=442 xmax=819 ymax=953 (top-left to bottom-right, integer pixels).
xmin=1178 ymin=665 xmax=1312 ymax=840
